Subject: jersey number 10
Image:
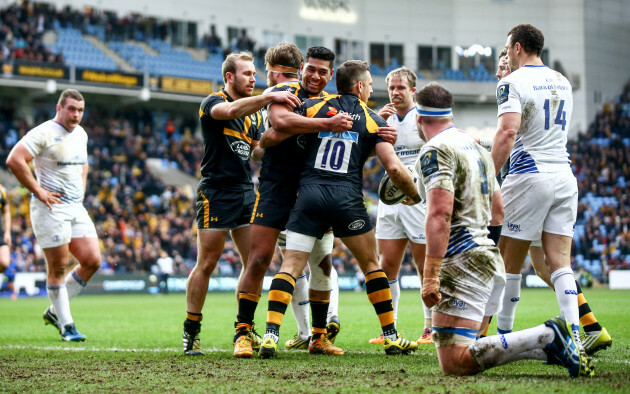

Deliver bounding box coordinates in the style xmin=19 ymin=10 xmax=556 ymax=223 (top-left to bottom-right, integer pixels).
xmin=543 ymin=99 xmax=566 ymax=131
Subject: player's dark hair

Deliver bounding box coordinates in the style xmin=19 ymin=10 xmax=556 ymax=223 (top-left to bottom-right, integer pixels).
xmin=222 ymin=51 xmax=254 ymax=83
xmin=498 ymin=48 xmax=507 ymax=59
xmin=415 ymin=82 xmax=453 ymax=110
xmin=508 ymin=24 xmax=544 ymax=57
xmin=58 ymin=89 xmax=84 ymax=106
xmin=265 ymin=43 xmax=303 ymax=78
xmin=336 ymin=60 xmax=369 ymax=94
xmin=306 ymin=46 xmax=335 ymax=68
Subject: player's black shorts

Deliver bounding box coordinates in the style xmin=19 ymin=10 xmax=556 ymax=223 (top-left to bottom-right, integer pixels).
xmin=286 ymin=184 xmax=372 ymax=238
xmin=0 ymin=225 xmax=5 ymax=246
xmin=250 ymin=178 xmax=299 ymax=230
xmin=195 ymin=186 xmax=256 ymax=229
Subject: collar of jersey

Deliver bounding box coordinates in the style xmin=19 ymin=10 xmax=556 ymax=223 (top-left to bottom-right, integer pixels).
xmin=522 ymin=65 xmax=548 ymax=68
xmin=53 ymin=120 xmax=75 ymax=133
xmin=222 ymin=88 xmax=234 ymax=102
xmin=437 ymin=125 xmax=457 ymax=135
xmin=396 ymin=106 xmax=416 ymax=122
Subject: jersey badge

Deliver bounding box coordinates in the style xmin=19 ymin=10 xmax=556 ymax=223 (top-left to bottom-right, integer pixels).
xmin=420 ymin=149 xmax=439 ymax=178
xmin=497 ymin=84 xmax=510 ymax=105
xmin=326 ymin=106 xmax=338 ymax=116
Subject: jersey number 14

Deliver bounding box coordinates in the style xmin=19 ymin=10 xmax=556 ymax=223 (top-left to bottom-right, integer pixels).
xmin=543 ymin=99 xmax=566 ymax=131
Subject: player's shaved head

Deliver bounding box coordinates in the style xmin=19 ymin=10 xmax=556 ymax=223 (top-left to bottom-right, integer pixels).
xmin=336 ymin=60 xmax=369 ymax=94
xmin=507 ymin=24 xmax=544 ymax=57
xmin=222 ymin=51 xmax=254 ymax=83
xmin=58 ymin=89 xmax=84 ymax=107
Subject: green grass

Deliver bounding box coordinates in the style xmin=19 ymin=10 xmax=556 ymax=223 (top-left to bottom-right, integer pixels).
xmin=1 ymin=288 xmax=629 ymax=392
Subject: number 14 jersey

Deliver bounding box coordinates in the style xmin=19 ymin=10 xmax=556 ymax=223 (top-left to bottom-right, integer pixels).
xmin=496 ymin=65 xmax=573 ymax=175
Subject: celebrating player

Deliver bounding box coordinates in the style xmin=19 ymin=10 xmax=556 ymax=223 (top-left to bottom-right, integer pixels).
xmin=6 ymin=89 xmax=101 ymax=342
xmin=182 ymin=51 xmax=301 ymax=356
xmin=233 ymin=44 xmax=352 ymax=358
xmin=0 ymin=184 xmax=11 ymax=287
xmin=258 ymin=60 xmax=421 ymax=358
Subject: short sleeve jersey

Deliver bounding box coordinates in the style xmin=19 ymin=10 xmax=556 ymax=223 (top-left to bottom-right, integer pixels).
xmin=419 ymin=127 xmax=497 ymax=257
xmin=260 ymin=81 xmax=327 ymax=182
xmin=496 ymin=65 xmax=573 ymax=175
xmin=387 ymin=107 xmax=425 ymax=166
xmin=198 ymin=90 xmax=264 ymax=191
xmin=296 ymin=93 xmax=387 ymax=190
xmin=20 ymin=120 xmax=88 ymax=204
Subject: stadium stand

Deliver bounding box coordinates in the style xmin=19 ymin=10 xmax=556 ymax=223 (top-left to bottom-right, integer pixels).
xmin=0 ymin=2 xmax=628 ymax=287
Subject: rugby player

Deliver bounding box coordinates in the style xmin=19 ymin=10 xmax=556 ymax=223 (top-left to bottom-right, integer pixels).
xmin=417 ymin=82 xmax=593 ymax=377
xmin=182 ymin=51 xmax=301 ymax=355
xmin=258 ymin=60 xmax=421 ymax=358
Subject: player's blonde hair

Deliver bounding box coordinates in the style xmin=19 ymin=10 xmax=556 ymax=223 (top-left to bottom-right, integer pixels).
xmin=222 ymin=51 xmax=254 ymax=83
xmin=385 ymin=66 xmax=417 ymax=89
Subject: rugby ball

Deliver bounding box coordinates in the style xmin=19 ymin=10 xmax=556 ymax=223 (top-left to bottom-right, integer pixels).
xmin=378 ymin=165 xmax=421 ymax=205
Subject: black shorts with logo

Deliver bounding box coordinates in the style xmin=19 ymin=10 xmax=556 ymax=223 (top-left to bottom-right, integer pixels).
xmin=250 ymin=178 xmax=299 ymax=230
xmin=286 ymin=184 xmax=372 ymax=239
xmin=195 ymin=186 xmax=256 ymax=229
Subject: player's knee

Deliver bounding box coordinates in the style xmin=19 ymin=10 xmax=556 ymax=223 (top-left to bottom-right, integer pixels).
xmin=195 ymin=253 xmax=220 ymax=276
xmin=249 ymin=252 xmax=273 ymax=275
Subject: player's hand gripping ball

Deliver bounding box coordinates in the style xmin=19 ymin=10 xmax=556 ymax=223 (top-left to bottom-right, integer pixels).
xmin=378 ymin=165 xmax=423 ymax=205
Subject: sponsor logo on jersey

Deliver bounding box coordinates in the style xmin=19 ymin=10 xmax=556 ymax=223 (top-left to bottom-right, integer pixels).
xmin=54 ymin=137 xmax=62 ymax=142
xmin=230 ymin=141 xmax=251 ymax=160
xmin=497 ymin=83 xmax=509 ymax=105
xmin=327 ymin=106 xmax=338 ymax=116
xmin=565 ymin=290 xmax=577 ymax=295
xmin=448 ymin=299 xmax=466 ymax=310
xmin=420 ymin=149 xmax=439 ymax=178
xmin=348 ymin=219 xmax=365 ymax=230
xmin=318 ymin=130 xmax=358 ymax=143
xmin=507 ymin=221 xmax=522 ymax=233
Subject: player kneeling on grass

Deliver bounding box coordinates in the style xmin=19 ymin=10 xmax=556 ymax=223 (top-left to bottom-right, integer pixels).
xmin=416 ymin=83 xmax=594 ymax=377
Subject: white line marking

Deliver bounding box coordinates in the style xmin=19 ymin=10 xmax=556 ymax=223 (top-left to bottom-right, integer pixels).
xmin=1 ymin=344 xmax=227 ymax=353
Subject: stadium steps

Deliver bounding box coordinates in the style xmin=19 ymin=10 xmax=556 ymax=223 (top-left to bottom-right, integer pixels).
xmin=135 ymin=41 xmax=159 ymax=56
xmin=84 ymin=36 xmax=136 ymax=73
xmin=145 ymin=158 xmax=198 ymax=190
xmin=186 ymin=47 xmax=208 ymax=62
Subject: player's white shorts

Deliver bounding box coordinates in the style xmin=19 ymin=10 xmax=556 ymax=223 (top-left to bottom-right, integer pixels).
xmin=375 ymin=201 xmax=426 ymax=244
xmin=432 ymin=246 xmax=505 ymax=322
xmin=501 ymin=172 xmax=577 ymax=241
xmin=30 ymin=198 xmax=98 ymax=248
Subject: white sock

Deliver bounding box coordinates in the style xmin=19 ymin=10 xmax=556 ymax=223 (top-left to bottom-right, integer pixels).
xmin=66 ymin=269 xmax=88 ymax=300
xmin=327 ymin=266 xmax=339 ymax=321
xmin=0 ymin=273 xmax=5 ymax=288
xmin=389 ymin=278 xmax=400 ymax=322
xmin=551 ymin=267 xmax=581 ymax=346
xmin=497 ymin=273 xmax=521 ymax=333
xmin=47 ymin=283 xmax=73 ymax=327
xmin=291 ymin=274 xmax=310 ymax=339
xmin=469 ymin=324 xmax=553 ymax=370
xmin=50 ymin=269 xmax=88 ymax=315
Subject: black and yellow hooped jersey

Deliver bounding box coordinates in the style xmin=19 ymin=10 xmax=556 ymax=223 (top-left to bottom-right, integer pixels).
xmin=260 ymin=81 xmax=328 ymax=183
xmin=296 ymin=93 xmax=386 ymax=190
xmin=198 ymin=90 xmax=264 ymax=191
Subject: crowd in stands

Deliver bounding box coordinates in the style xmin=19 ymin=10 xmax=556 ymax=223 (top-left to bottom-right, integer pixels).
xmin=0 ymin=2 xmax=63 ymax=63
xmin=2 ymin=80 xmax=629 ymax=285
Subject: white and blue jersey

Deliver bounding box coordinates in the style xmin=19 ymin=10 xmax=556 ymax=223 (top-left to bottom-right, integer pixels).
xmin=496 ymin=65 xmax=573 ymax=175
xmin=20 ymin=120 xmax=87 ymax=204
xmin=387 ymin=107 xmax=425 ymax=165
xmin=419 ymin=127 xmax=498 ymax=257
